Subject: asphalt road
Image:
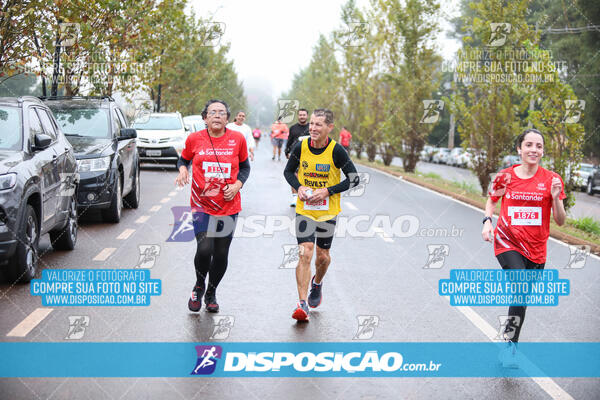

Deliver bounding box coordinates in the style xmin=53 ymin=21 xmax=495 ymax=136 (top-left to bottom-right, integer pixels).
xmin=375 ymin=155 xmax=600 ymax=221
xmin=0 ymin=142 xmax=599 ymax=399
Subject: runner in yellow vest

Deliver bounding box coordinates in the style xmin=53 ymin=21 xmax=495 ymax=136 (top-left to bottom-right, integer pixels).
xmin=283 ymin=108 xmax=360 ymax=322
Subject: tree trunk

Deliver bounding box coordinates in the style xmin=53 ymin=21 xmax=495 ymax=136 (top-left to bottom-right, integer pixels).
xmin=51 ymin=26 xmax=61 ymax=97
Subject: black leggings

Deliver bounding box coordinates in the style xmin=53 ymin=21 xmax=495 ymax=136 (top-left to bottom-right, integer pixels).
xmin=496 ymin=250 xmax=545 ymax=343
xmin=193 ymin=213 xmax=237 ymax=295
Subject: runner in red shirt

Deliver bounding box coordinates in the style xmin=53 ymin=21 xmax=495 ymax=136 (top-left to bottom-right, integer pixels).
xmin=482 ymin=128 xmax=566 ymax=366
xmin=175 ymin=99 xmax=250 ymax=313
xmin=339 ymin=126 xmax=352 ymax=154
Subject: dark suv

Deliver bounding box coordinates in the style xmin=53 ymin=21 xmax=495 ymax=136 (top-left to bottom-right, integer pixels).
xmin=0 ymin=97 xmax=79 ymax=282
xmin=43 ymin=96 xmax=140 ymax=222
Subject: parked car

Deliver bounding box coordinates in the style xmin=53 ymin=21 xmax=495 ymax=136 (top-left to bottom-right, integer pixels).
xmin=573 ymin=163 xmax=595 ymax=191
xmin=586 ymin=166 xmax=600 ymax=196
xmin=447 ymin=148 xmax=465 ymax=167
xmin=133 ymin=112 xmax=187 ymax=166
xmin=455 ymin=148 xmax=473 ymax=168
xmin=183 ymin=115 xmax=206 ymax=133
xmin=432 ymin=148 xmax=450 ymax=164
xmin=0 ymin=97 xmax=79 ymax=282
xmin=44 ymin=96 xmax=140 ymax=223
xmin=419 ymin=145 xmax=435 ymax=162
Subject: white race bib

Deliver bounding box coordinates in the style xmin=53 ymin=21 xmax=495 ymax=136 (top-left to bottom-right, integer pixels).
xmin=508 ymin=206 xmax=542 ymax=226
xmin=304 ymin=197 xmax=330 ymax=211
xmin=202 ymin=162 xmax=231 ymax=179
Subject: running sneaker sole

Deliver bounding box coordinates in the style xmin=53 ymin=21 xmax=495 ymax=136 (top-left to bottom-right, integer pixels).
xmin=188 ymin=298 xmax=201 ymax=312
xmin=205 ymin=304 xmax=219 ymax=313
xmin=292 ymin=307 xmax=309 ymax=322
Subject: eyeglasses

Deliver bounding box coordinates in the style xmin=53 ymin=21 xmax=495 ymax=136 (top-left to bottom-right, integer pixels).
xmin=207 ymin=110 xmax=228 ymax=117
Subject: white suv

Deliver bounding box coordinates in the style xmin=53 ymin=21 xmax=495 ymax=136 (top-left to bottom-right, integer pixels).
xmin=133 ymin=112 xmax=187 ymax=166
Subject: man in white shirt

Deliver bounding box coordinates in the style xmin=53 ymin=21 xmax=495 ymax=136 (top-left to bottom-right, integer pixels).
xmin=226 ymin=111 xmax=255 ymax=161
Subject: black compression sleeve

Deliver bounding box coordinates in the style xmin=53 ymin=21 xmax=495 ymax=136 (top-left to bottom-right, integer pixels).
xmin=327 ymin=144 xmax=360 ymax=195
xmin=237 ymin=158 xmax=251 ymax=184
xmin=283 ymin=142 xmax=302 ymax=190
xmin=177 ymin=155 xmax=191 ymax=169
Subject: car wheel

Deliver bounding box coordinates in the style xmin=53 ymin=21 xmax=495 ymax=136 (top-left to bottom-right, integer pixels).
xmin=123 ymin=165 xmax=140 ymax=209
xmin=587 ymin=179 xmax=596 ymax=196
xmin=6 ymin=205 xmax=39 ymax=283
xmin=49 ymin=193 xmax=78 ymax=250
xmin=101 ymin=174 xmax=122 ymax=223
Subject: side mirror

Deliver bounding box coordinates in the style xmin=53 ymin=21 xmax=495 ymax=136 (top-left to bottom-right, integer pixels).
xmin=185 ymin=124 xmax=191 ymax=133
xmin=33 ymin=134 xmax=52 ymax=151
xmin=119 ymin=128 xmax=137 ymax=140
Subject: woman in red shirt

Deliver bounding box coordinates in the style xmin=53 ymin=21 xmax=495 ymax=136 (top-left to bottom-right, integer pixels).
xmin=482 ymin=128 xmax=566 ymax=365
xmin=175 ymin=99 xmax=250 ymax=313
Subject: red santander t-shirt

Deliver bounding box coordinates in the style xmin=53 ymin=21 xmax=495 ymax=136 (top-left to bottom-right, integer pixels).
xmin=490 ymin=165 xmax=566 ymax=264
xmin=181 ymin=128 xmax=248 ymax=216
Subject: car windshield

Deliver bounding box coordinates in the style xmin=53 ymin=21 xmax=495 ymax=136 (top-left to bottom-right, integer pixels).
xmin=49 ymin=107 xmax=110 ymax=138
xmin=133 ymin=115 xmax=182 ymax=130
xmin=580 ymin=165 xmax=594 ymax=173
xmin=0 ymin=106 xmax=22 ymax=150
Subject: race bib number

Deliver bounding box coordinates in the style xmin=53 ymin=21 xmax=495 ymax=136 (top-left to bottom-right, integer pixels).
xmin=202 ymin=162 xmax=231 ymax=179
xmin=304 ymin=197 xmax=330 ymax=211
xmin=508 ymin=206 xmax=542 ymax=226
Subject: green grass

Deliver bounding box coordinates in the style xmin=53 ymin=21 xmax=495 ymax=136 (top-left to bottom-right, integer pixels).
xmin=568 ymin=217 xmax=600 ymax=236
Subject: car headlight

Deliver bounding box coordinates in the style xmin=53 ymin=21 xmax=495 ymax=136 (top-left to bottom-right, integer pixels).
xmin=77 ymin=156 xmax=111 ymax=172
xmin=0 ymin=173 xmax=17 ymax=190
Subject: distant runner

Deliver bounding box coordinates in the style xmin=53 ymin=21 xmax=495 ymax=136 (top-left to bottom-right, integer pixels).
xmin=339 ymin=126 xmax=352 ymax=154
xmin=285 ymin=108 xmax=310 ymax=206
xmin=270 ymin=118 xmax=289 ymax=161
xmin=283 ymin=108 xmax=360 ymax=322
xmin=227 ymin=111 xmax=255 ymax=161
xmin=252 ymin=127 xmax=262 ymax=148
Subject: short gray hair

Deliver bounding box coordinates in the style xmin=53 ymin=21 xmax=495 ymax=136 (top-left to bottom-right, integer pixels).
xmin=313 ymin=108 xmax=334 ymax=124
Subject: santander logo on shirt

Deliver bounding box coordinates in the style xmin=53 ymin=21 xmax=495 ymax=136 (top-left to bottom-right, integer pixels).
xmin=505 ymin=191 xmax=544 ymax=201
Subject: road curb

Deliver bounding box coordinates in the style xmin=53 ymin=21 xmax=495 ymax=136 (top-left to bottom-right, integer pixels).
xmin=356 ymin=160 xmax=600 ymax=256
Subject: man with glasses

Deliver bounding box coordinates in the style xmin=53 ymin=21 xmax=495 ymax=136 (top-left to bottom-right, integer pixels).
xmin=283 ymin=108 xmax=359 ymax=321
xmin=175 ymin=99 xmax=250 ymax=313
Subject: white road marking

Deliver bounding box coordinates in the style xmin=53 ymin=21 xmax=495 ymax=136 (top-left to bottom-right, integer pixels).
xmin=373 ymin=227 xmax=394 ymax=243
xmin=345 ymin=201 xmax=358 ymax=211
xmin=160 ymin=197 xmax=170 ymax=204
xmin=168 ymin=191 xmax=177 ymax=197
xmin=93 ymin=247 xmax=116 ymax=261
xmin=367 ymin=164 xmax=575 ymax=400
xmin=135 ymin=215 xmax=150 ymax=224
xmin=116 ymin=229 xmax=135 ymax=240
xmin=7 ymin=308 xmax=53 ymax=337
xmin=149 ymin=205 xmax=161 ymax=212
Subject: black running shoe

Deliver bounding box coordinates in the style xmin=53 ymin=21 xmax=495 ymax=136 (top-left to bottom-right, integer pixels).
xmin=188 ymin=285 xmax=204 ymax=312
xmin=204 ymin=292 xmax=219 ymax=313
xmin=308 ymin=276 xmax=322 ymax=308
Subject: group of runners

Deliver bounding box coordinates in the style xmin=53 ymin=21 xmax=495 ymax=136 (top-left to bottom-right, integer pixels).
xmin=174 ymin=99 xmax=567 ymax=368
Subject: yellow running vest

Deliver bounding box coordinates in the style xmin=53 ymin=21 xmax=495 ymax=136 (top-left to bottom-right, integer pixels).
xmin=296 ymin=138 xmax=341 ymax=221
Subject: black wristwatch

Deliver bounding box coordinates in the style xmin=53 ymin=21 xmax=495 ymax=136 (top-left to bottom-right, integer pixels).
xmin=327 ymin=187 xmax=334 ymax=196
xmin=482 ymin=216 xmax=492 ymax=225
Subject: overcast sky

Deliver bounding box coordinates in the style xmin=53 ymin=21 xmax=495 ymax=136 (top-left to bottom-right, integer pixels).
xmin=188 ymin=0 xmax=461 ymax=98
